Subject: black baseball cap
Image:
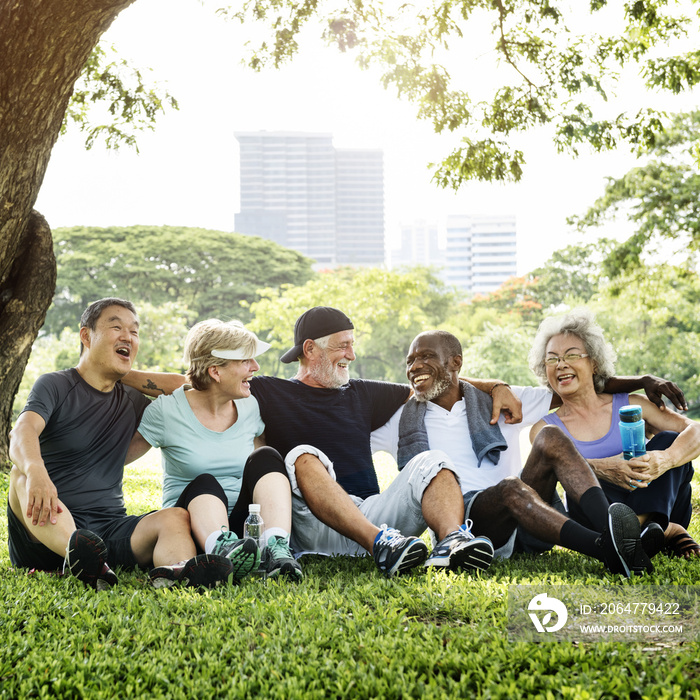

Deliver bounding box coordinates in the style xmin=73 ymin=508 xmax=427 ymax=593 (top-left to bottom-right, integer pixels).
xmin=280 ymin=306 xmax=354 ymax=363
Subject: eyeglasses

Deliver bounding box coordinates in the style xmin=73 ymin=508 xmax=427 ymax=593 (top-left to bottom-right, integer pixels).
xmin=544 ymin=353 xmax=589 ymax=366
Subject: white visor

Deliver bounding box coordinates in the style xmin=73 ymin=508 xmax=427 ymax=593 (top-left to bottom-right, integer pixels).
xmin=210 ymin=339 xmax=271 ymax=360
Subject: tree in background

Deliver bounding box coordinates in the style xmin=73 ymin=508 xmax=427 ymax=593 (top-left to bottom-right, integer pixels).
xmin=526 ymin=240 xmax=616 ymax=310
xmin=461 ymin=322 xmax=537 ymax=387
xmin=47 ymin=226 xmax=314 ymax=335
xmin=570 ymin=111 xmax=700 ymax=275
xmin=246 ymin=266 xmax=455 ymax=382
xmin=591 ymin=265 xmax=700 ymax=409
xmin=230 ymin=1 xmax=700 ymax=185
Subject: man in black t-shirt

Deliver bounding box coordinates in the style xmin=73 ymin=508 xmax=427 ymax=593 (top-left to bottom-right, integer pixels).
xmin=8 ymin=298 xmax=232 ymax=589
xmin=261 ymin=307 xmax=505 ymax=576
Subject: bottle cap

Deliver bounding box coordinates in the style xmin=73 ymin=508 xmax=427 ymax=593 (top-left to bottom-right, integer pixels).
xmin=248 ymin=503 xmax=261 ymax=513
xmin=619 ymin=405 xmax=643 ymax=423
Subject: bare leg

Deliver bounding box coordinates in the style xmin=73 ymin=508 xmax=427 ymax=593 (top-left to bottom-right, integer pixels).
xmin=521 ymin=425 xmax=599 ymax=505
xmin=470 ymin=477 xmax=570 ymax=548
xmin=9 ymin=467 xmax=75 ymax=557
xmin=130 ymin=507 xmax=196 ymax=567
xmin=420 ymin=469 xmax=465 ymax=540
xmin=253 ymin=471 xmax=292 ymax=532
xmin=295 ymin=453 xmax=380 ymax=553
xmin=520 ymin=425 xmax=609 ymax=533
xmin=186 ymin=495 xmax=230 ymax=550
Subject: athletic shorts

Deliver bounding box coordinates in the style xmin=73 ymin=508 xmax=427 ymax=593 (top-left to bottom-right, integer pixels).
xmin=7 ymin=502 xmax=149 ymax=571
xmin=284 ymin=446 xmax=459 ymax=557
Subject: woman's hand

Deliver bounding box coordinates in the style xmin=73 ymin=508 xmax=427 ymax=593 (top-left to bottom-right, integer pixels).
xmin=589 ymin=455 xmax=653 ymax=492
xmin=627 ymin=450 xmax=673 ymax=481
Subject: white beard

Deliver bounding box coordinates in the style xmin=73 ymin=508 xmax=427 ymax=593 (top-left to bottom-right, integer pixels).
xmin=309 ymin=351 xmax=350 ymax=389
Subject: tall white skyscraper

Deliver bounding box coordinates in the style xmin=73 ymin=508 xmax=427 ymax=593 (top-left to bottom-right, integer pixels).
xmin=235 ymin=132 xmax=384 ymax=266
xmin=445 ymin=215 xmax=517 ymax=294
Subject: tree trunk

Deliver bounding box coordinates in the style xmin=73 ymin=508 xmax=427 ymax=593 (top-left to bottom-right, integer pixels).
xmin=0 ymin=0 xmax=136 ymax=462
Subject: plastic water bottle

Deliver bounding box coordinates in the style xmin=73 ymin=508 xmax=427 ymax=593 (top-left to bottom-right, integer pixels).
xmin=619 ymin=405 xmax=647 ymax=460
xmin=243 ymin=503 xmax=264 ymax=552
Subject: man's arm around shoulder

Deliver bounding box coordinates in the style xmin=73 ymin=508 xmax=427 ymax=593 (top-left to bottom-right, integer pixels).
xmin=461 ymin=378 xmax=523 ymax=425
xmin=122 ymin=369 xmax=187 ymax=397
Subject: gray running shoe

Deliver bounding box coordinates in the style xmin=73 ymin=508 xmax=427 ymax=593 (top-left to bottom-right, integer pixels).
xmin=373 ymin=524 xmax=428 ymax=577
xmin=263 ymin=535 xmax=303 ymax=581
xmin=424 ymin=522 xmax=494 ymax=572
xmin=212 ymin=531 xmax=260 ymax=583
xmin=64 ymin=529 xmax=118 ymax=590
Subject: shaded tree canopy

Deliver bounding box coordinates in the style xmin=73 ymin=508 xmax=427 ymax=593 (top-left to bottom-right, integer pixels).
xmin=225 ymin=0 xmax=700 ymax=186
xmin=527 ymin=239 xmax=617 ymax=309
xmin=569 ymin=110 xmax=700 ymax=274
xmin=47 ymin=226 xmax=314 ymax=334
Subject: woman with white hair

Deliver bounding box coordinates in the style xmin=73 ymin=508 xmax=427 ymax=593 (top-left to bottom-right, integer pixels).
xmin=133 ymin=319 xmax=302 ymax=582
xmin=529 ymin=308 xmax=700 ymax=560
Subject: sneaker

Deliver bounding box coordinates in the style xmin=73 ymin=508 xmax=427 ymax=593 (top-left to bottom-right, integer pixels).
xmin=212 ymin=531 xmax=260 ymax=583
xmin=640 ymin=521 xmax=665 ymax=559
xmin=64 ymin=529 xmax=118 ymax=590
xmin=424 ymin=522 xmax=494 ymax=572
xmin=372 ymin=524 xmax=428 ymax=577
xmin=149 ymin=553 xmax=233 ymax=589
xmin=597 ymin=503 xmax=652 ymax=577
xmin=263 ymin=535 xmax=303 ymax=581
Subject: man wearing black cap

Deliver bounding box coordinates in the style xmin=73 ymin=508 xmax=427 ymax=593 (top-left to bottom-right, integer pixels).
xmin=123 ymin=306 xmax=518 ymax=577
xmin=240 ymin=306 xmax=507 ymax=576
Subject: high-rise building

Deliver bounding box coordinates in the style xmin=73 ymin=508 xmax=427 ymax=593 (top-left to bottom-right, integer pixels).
xmin=235 ymin=131 xmax=384 ymax=266
xmin=445 ymin=215 xmax=517 ymax=295
xmin=388 ymin=220 xmax=445 ymax=270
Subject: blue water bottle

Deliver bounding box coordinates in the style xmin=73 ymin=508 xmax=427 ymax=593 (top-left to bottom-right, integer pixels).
xmin=619 ymin=405 xmax=646 ymax=460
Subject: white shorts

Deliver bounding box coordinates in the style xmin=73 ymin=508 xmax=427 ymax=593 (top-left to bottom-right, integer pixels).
xmin=285 ymin=446 xmax=459 ymax=557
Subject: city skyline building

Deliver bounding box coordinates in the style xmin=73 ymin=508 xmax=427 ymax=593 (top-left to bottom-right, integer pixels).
xmin=234 ymin=131 xmax=384 ymax=266
xmin=388 ymin=219 xmax=446 ymax=270
xmin=445 ymin=214 xmax=518 ymax=295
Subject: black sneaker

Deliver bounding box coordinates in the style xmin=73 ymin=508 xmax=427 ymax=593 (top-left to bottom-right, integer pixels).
xmin=640 ymin=521 xmax=665 ymax=559
xmin=424 ymin=522 xmax=494 ymax=572
xmin=373 ymin=524 xmax=428 ymax=577
xmin=597 ymin=503 xmax=652 ymax=577
xmin=149 ymin=554 xmax=232 ymax=589
xmin=64 ymin=529 xmax=118 ymax=590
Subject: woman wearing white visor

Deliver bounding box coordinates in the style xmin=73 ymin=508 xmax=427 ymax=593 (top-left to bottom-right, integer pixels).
xmin=133 ymin=319 xmax=302 ymax=582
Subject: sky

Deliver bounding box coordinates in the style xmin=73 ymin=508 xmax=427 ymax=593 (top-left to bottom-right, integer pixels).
xmin=35 ymin=0 xmax=698 ymax=276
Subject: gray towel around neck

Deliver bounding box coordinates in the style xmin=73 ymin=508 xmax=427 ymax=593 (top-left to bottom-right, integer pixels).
xmin=397 ymin=381 xmax=507 ymax=469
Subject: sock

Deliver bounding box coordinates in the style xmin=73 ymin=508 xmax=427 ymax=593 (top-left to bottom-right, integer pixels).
xmin=578 ymin=486 xmax=610 ymax=533
xmin=204 ymin=529 xmax=226 ymax=554
xmin=262 ymin=527 xmax=288 ymax=549
xmin=559 ymin=519 xmax=603 ymax=559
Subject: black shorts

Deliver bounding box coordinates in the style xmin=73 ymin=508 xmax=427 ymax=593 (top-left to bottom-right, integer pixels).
xmin=7 ymin=503 xmax=150 ymax=571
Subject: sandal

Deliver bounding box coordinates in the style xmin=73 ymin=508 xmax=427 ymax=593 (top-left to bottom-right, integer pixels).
xmin=665 ymin=529 xmax=700 ymax=559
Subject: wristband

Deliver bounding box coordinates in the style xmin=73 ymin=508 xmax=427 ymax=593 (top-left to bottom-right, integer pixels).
xmin=489 ymin=383 xmax=510 ymax=398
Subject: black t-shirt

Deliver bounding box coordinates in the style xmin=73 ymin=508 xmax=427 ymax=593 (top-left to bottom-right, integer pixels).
xmin=250 ymin=376 xmax=410 ymax=499
xmin=22 ymin=368 xmax=150 ymax=517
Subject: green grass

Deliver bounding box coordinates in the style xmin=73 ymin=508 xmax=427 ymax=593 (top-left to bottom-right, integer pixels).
xmin=0 ymin=452 xmax=699 ymax=699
